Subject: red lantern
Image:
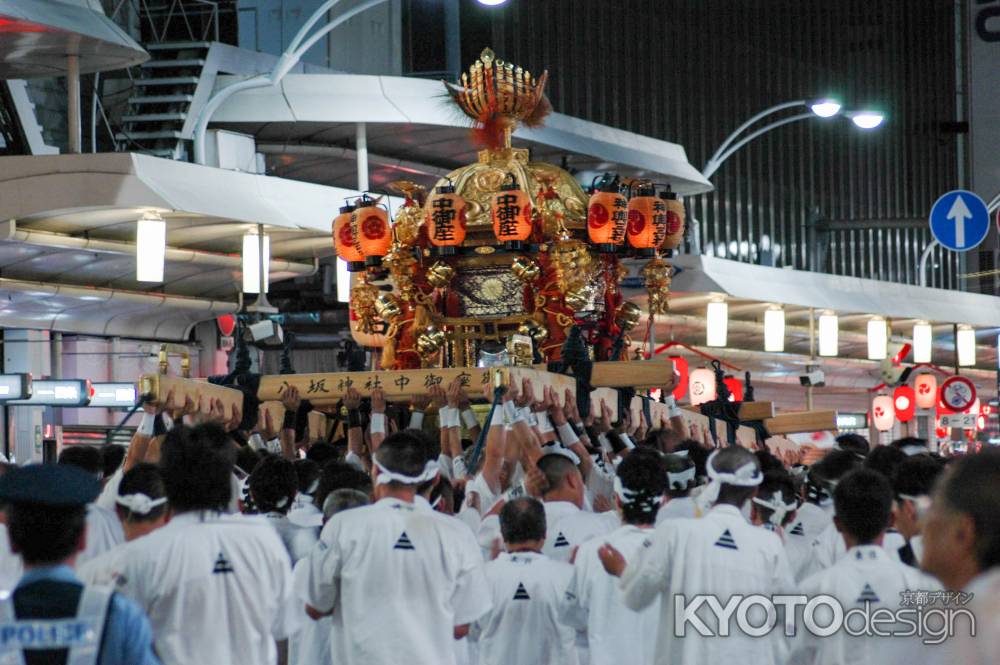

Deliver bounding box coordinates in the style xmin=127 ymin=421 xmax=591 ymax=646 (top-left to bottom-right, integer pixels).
xmin=587 ymin=176 xmax=628 ymax=252
xmin=660 ymin=187 xmax=686 ymax=251
xmin=352 ymin=200 xmax=392 ymax=268
xmin=216 ymin=314 xmax=236 ymax=337
xmin=491 ymin=174 xmax=533 ymax=250
xmin=333 ymin=204 xmax=365 ymax=272
xmin=425 ymin=183 xmax=467 ymax=254
xmin=723 ymin=376 xmax=744 ymax=402
xmin=913 ymin=373 xmax=937 ymax=410
xmin=626 ymin=182 xmax=665 ymax=257
xmin=670 ymin=355 xmax=689 ymax=400
xmin=893 ymin=385 xmax=916 ymax=422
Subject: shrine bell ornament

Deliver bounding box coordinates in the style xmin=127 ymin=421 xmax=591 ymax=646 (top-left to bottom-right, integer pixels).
xmin=333 ymin=204 xmax=365 ymax=272
xmin=626 ymin=181 xmax=665 ymax=257
xmin=587 ymin=174 xmax=628 ymax=253
xmin=491 ymin=174 xmax=533 ymax=250
xmin=352 ymin=198 xmax=392 ymax=268
xmin=659 ymin=186 xmax=686 ymax=252
xmin=425 ymin=182 xmax=467 ymax=255
xmin=872 ymin=395 xmax=895 ymax=432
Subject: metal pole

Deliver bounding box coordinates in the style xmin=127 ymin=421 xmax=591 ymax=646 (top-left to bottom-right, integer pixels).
xmin=257 ymin=223 xmax=268 ymax=303
xmin=918 ymin=240 xmax=939 ymax=287
xmin=356 ymin=122 xmax=369 ymax=191
xmin=807 ymin=307 xmax=815 ymax=411
xmin=954 ymin=323 xmax=960 ymax=376
xmin=67 ymin=55 xmax=81 ymax=153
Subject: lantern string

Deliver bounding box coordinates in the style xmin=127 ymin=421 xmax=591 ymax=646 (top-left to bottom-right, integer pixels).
xmin=651 ymin=341 xmax=743 ymax=372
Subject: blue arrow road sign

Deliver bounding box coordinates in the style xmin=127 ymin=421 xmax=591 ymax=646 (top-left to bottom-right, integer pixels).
xmin=929 ymin=190 xmax=989 ymax=252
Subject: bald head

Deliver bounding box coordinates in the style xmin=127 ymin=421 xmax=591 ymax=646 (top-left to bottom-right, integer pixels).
xmin=537 ymin=454 xmax=579 ymax=493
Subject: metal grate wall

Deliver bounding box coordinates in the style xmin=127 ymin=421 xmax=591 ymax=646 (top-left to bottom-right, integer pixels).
xmin=473 ymin=0 xmax=962 ymax=289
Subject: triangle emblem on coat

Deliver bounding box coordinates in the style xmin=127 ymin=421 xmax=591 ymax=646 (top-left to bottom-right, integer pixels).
xmin=513 ymin=582 xmax=531 ymax=600
xmin=553 ymin=532 xmax=570 ymax=548
xmin=394 ymin=531 xmax=415 ymax=550
xmin=856 ymin=583 xmax=880 ymax=604
xmin=789 ymin=522 xmax=806 ymax=536
xmin=213 ymin=551 xmax=234 ymax=574
xmin=714 ymin=528 xmax=738 ymax=550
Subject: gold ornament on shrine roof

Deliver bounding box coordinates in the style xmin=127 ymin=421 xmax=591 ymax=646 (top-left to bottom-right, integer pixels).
xmin=444 ymin=47 xmax=551 ymax=151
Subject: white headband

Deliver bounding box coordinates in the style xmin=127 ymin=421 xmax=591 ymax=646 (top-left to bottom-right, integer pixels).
xmin=700 ymin=450 xmax=763 ymax=506
xmin=752 ymin=492 xmax=798 ymax=526
xmin=667 ymin=466 xmax=696 ymax=489
xmin=706 ymin=450 xmax=763 ymax=487
xmin=613 ymin=476 xmax=661 ymax=513
xmin=540 ymin=443 xmax=581 ymax=466
xmin=374 ymin=459 xmax=440 ymax=486
xmin=116 ymin=493 xmax=167 ymax=515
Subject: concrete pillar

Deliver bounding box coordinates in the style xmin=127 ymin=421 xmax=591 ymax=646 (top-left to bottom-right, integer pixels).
xmin=3 ymin=330 xmax=52 ymax=464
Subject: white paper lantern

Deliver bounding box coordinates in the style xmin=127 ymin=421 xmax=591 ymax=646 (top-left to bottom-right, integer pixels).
xmin=764 ymin=307 xmax=785 ymax=352
xmin=872 ymin=395 xmax=895 ymax=432
xmin=689 ymin=367 xmax=717 ymax=406
xmin=706 ymin=300 xmax=728 ymax=348
xmin=912 ymin=322 xmax=932 ymax=364
xmin=818 ymin=312 xmax=839 ymax=357
xmin=957 ymin=326 xmax=976 ymax=367
xmin=867 ymin=317 xmax=888 ymax=360
xmin=914 ymin=374 xmax=938 ymax=410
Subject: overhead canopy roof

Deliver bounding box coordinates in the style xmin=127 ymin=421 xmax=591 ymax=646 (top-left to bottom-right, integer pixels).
xmin=0 ymin=152 xmax=388 ymax=339
xmin=669 ymin=254 xmax=1000 ymax=328
xmin=0 ymin=0 xmax=148 ymax=77
xmin=623 ymin=255 xmax=1000 ymax=392
xmin=211 ymin=73 xmax=714 ymax=195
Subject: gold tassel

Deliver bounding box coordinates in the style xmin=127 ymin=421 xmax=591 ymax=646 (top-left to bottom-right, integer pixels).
xmin=414 ymin=304 xmax=431 ymax=329
xmin=381 ymin=337 xmax=397 ymax=369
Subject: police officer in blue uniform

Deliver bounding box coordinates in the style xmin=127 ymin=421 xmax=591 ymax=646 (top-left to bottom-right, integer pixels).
xmin=0 ymin=464 xmax=159 ymax=665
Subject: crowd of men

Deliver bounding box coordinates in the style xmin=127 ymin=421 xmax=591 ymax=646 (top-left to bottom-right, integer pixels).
xmin=0 ymin=375 xmax=998 ymax=665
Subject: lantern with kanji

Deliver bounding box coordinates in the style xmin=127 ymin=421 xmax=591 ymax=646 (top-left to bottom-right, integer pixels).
xmin=660 ymin=186 xmax=686 ymax=252
xmin=491 ymin=174 xmax=533 ymax=250
xmin=626 ymin=181 xmax=665 ymax=257
xmin=587 ymin=174 xmax=627 ymax=253
xmin=914 ymin=373 xmax=938 ymax=410
xmin=893 ymin=385 xmax=916 ymax=422
xmin=872 ymin=395 xmax=895 ymax=432
xmin=352 ymin=198 xmax=392 ymax=268
xmin=425 ymin=182 xmax=467 ymax=255
xmin=689 ymin=367 xmax=717 ymax=406
xmin=333 ymin=204 xmax=365 ymax=272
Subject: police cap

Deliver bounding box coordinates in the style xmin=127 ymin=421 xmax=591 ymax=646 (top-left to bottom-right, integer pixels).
xmin=0 ymin=463 xmax=100 ymax=507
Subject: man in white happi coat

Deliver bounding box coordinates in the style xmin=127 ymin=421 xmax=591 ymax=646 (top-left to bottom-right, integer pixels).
xmin=562 ymin=448 xmax=667 ymax=665
xmin=301 ymin=430 xmax=491 ymax=665
xmin=790 ymin=468 xmax=940 ymax=665
xmin=598 ymin=446 xmax=794 ymax=665
xmin=471 ymin=496 xmax=578 ymax=665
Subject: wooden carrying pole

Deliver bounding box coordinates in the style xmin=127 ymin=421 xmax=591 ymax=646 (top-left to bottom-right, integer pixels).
xmin=138 ymin=375 xmax=244 ymax=422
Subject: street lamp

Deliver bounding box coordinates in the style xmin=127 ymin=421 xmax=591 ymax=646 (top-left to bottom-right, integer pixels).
xmin=700 ymin=98 xmax=884 ymax=179
xmin=809 ymin=99 xmax=842 ymax=118
xmin=848 ymin=110 xmax=885 ymax=129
